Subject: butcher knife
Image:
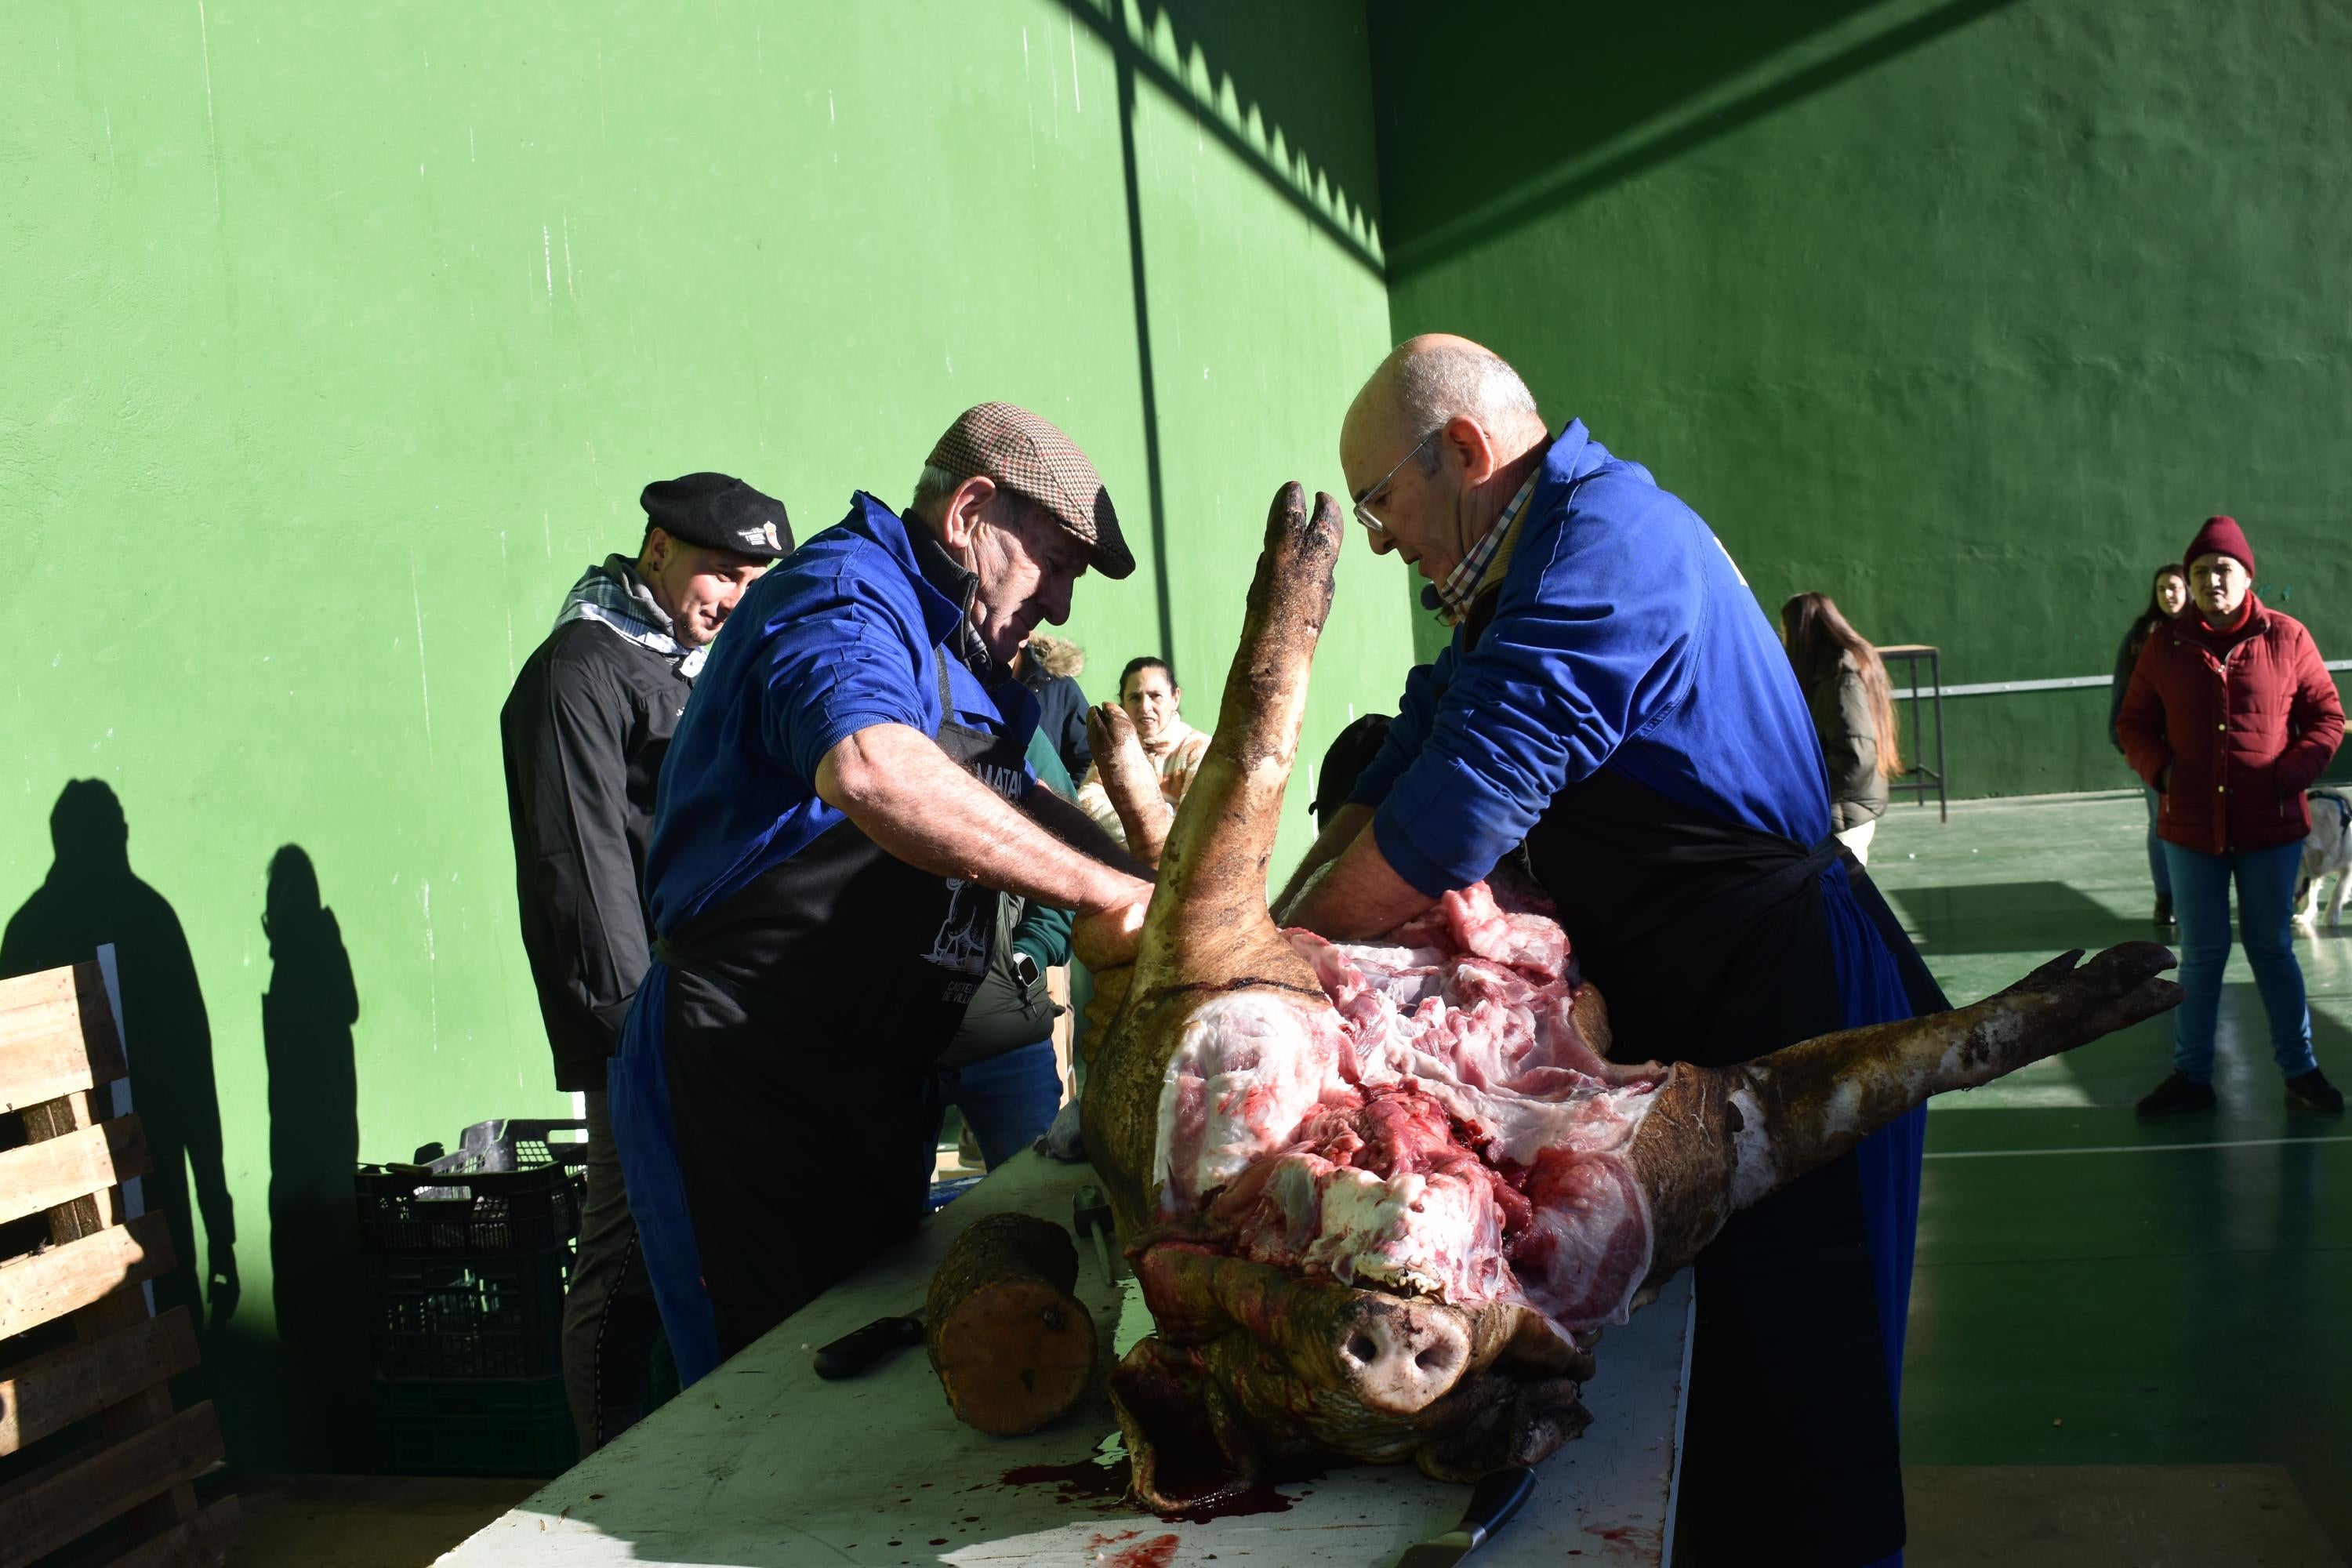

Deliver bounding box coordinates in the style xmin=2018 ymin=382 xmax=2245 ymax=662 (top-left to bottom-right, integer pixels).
xmin=811 ymin=1312 xmax=924 ymax=1379
xmin=1388 ymin=1466 xmax=1537 ymax=1568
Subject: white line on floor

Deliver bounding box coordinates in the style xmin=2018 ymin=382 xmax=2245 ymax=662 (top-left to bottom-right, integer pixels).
xmin=1926 ymin=1134 xmax=2352 ymax=1160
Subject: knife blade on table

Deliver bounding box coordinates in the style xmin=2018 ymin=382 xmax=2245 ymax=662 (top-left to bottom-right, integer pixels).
xmin=1391 ymin=1466 xmax=1537 ymax=1568
xmin=811 ymin=1312 xmax=925 ymax=1379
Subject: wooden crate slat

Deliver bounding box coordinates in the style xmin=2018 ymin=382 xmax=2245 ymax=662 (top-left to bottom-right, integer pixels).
xmin=89 ymin=1494 xmax=241 ymax=1568
xmin=0 ymin=964 xmax=125 ymax=1111
xmin=0 ymin=1306 xmax=199 ymax=1457
xmin=0 ymin=1115 xmax=151 ymax=1229
xmin=0 ymin=1401 xmax=220 ymax=1566
xmin=0 ymin=1211 xmax=175 ymax=1341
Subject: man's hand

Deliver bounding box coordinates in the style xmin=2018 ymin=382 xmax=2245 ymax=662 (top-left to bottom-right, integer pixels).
xmin=1072 ymin=881 xmax=1152 ymax=971
xmin=1287 ymin=818 xmax=1438 ymax=940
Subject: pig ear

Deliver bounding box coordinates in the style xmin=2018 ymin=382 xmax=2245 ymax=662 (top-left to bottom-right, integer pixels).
xmin=1111 ymin=1337 xmax=1261 ymax=1512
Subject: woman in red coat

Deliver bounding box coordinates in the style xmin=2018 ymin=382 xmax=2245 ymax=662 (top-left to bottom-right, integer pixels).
xmin=2118 ymin=515 xmax=2345 ymax=1116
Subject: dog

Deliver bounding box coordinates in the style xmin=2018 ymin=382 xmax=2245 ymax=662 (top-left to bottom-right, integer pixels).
xmin=2294 ymin=787 xmax=2352 ymax=935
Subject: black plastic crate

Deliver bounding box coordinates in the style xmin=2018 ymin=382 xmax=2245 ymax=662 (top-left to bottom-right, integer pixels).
xmin=356 ymin=1163 xmax=582 ymax=1257
xmin=370 ymin=1375 xmax=576 ymax=1477
xmin=358 ymin=1120 xmax=589 ymax=1258
xmin=366 ymin=1250 xmax=568 ymax=1381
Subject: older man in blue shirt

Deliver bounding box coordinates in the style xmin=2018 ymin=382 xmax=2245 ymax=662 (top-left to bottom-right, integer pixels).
xmin=610 ymin=404 xmax=1151 ymax=1386
xmin=1283 ymin=336 xmax=1933 ymax=1568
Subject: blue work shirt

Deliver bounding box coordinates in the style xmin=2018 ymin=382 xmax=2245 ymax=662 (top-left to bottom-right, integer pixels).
xmin=1350 ymin=420 xmax=1832 ymax=892
xmin=644 ymin=491 xmax=1038 ymax=931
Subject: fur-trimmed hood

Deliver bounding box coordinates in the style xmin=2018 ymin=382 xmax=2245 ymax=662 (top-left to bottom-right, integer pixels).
xmin=1025 ymin=633 xmax=1087 ymax=680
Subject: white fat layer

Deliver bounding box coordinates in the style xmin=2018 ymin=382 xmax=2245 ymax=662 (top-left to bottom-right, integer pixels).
xmin=1727 ymin=1085 xmax=1777 ymax=1210
xmin=1154 ymin=993 xmax=1340 ymax=1210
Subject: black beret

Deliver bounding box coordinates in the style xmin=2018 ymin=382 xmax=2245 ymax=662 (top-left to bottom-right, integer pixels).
xmin=640 ymin=472 xmax=792 ymax=560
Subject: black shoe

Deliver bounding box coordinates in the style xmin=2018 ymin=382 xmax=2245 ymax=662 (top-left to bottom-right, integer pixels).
xmin=2153 ymin=898 xmax=2175 ymax=926
xmin=2136 ymin=1070 xmax=2216 ymax=1117
xmin=2285 ymin=1070 xmax=2345 ymax=1114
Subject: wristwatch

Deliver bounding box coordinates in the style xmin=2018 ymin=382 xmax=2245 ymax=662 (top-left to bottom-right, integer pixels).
xmin=1012 ymin=952 xmax=1041 ymax=989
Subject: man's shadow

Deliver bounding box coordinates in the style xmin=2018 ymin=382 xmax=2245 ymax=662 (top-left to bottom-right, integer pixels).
xmin=0 ymin=780 xmax=238 ymax=1341
xmin=260 ymin=844 xmax=367 ymax=1464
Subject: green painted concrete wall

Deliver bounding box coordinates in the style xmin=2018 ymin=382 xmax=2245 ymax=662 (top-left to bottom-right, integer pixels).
xmin=1370 ymin=0 xmax=2352 ymax=797
xmin=2 ymin=1 xmax=1403 ymax=1468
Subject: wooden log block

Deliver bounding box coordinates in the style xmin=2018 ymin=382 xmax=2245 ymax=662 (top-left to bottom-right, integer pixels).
xmin=0 ymin=1307 xmax=201 ymax=1456
xmin=0 ymin=964 xmax=125 ymax=1112
xmin=0 ymin=1400 xmax=221 ymax=1565
xmin=0 ymin=1116 xmax=151 ymax=1229
xmin=88 ymin=1494 xmax=241 ymax=1568
xmin=0 ymin=1211 xmax=175 ymax=1341
xmin=924 ymin=1213 xmax=1096 ymax=1436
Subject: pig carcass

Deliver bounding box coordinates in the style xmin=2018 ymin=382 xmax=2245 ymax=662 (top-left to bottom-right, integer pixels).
xmin=1076 ymin=483 xmax=2181 ymax=1511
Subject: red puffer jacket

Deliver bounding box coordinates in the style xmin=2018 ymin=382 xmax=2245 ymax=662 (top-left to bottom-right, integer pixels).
xmin=2118 ymin=594 xmax=2344 ymax=854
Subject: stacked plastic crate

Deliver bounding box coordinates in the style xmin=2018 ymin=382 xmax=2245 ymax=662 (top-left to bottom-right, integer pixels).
xmin=358 ymin=1120 xmax=587 ymax=1477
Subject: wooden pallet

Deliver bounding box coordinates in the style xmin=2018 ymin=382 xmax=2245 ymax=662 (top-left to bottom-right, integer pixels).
xmin=0 ymin=960 xmax=239 ymax=1568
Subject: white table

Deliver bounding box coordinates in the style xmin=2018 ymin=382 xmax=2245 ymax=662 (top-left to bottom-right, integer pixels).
xmin=440 ymin=1151 xmax=1690 ymax=1568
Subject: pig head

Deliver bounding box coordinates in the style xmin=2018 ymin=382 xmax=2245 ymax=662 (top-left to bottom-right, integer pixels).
xmin=1076 ymin=484 xmax=2182 ymax=1511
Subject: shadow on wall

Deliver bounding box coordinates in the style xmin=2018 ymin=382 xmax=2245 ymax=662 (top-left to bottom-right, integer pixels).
xmin=0 ymin=780 xmax=238 ymax=1363
xmin=1368 ymin=0 xmax=2024 ymax=278
xmin=262 ymin=844 xmax=368 ymax=1467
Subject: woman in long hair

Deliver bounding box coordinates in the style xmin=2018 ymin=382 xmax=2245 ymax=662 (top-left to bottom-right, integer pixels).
xmin=2111 ymin=564 xmax=2190 ymax=923
xmin=1780 ymin=593 xmax=1904 ymax=866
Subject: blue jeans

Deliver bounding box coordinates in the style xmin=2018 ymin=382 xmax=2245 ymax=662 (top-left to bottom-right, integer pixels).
xmin=939 ymin=1042 xmax=1064 ymax=1169
xmin=2142 ymin=786 xmax=2172 ymax=902
xmin=2161 ymin=838 xmax=2317 ymax=1081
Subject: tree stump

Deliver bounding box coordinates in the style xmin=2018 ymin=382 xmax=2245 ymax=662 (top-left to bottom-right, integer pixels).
xmin=925 ymin=1213 xmax=1097 ymax=1435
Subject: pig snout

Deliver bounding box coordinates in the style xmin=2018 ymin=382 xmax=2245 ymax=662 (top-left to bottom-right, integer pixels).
xmin=1332 ymin=1295 xmax=1472 ymax=1414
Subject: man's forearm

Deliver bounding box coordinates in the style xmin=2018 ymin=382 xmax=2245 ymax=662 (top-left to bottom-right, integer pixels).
xmin=1025 ymin=784 xmax=1153 ymax=883
xmin=1272 ymin=803 xmax=1373 ymax=923
xmin=1287 ymin=815 xmax=1437 ymax=940
xmin=817 ymin=723 xmax=1147 ymax=912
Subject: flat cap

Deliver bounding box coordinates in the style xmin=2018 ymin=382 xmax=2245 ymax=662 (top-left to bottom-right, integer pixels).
xmin=925 ymin=403 xmax=1133 ymax=579
xmin=640 ymin=472 xmax=792 ymax=560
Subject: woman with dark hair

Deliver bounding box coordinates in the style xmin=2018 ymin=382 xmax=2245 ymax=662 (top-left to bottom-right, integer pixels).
xmin=2112 ymin=565 xmax=2190 ymax=923
xmin=2118 ymin=516 xmax=2344 ymax=1116
xmin=1780 ymin=593 xmax=1903 ymax=866
xmin=1075 ymin=655 xmax=1212 ymax=851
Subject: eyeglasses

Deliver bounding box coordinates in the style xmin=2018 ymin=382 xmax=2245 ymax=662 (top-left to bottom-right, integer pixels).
xmin=1352 ymin=429 xmax=1439 ymax=536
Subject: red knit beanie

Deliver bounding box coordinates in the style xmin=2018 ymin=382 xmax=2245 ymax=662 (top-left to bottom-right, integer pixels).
xmin=2184 ymin=514 xmax=2255 ymax=577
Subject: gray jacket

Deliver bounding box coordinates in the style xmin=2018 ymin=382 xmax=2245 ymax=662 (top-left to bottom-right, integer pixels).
xmin=1809 ymin=651 xmax=1889 ymax=831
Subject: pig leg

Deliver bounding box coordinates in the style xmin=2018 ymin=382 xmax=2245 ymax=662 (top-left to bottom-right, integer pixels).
xmin=1083 ymin=485 xmax=1344 ymax=1227
xmin=1086 ymin=702 xmax=1173 ymax=868
xmin=1632 ymin=941 xmax=2182 ymax=1280
xmin=1131 ymin=481 xmax=1342 ymax=996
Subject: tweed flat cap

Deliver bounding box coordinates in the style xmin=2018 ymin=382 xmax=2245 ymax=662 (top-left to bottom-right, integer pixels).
xmin=925 ymin=403 xmax=1133 ymax=580
xmin=640 ymin=472 xmax=792 ymax=560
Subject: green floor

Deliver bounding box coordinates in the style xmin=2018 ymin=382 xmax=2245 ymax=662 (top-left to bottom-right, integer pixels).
xmin=1871 ymin=791 xmax=2352 ymax=1558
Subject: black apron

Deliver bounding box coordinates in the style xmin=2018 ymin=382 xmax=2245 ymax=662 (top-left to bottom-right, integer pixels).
xmin=1475 ymin=601 xmax=1934 ymax=1567
xmin=658 ymin=651 xmax=1030 ymax=1360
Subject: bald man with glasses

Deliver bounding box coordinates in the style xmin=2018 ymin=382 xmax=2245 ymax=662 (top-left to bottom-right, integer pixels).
xmin=1279 ymin=334 xmax=1940 ymax=1568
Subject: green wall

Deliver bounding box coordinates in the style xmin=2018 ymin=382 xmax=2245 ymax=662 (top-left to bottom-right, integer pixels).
xmin=1370 ymin=0 xmax=2352 ymax=797
xmin=1 ymin=0 xmax=1402 ymax=1469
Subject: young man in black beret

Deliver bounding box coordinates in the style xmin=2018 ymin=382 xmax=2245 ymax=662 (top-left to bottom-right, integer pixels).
xmin=500 ymin=470 xmax=787 ymax=1454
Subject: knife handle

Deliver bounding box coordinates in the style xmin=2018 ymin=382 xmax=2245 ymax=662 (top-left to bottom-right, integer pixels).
xmin=1459 ymin=1465 xmax=1536 ymax=1548
xmin=813 ymin=1315 xmax=924 ymax=1380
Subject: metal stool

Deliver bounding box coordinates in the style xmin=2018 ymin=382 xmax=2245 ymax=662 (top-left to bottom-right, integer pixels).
xmin=1877 ymin=644 xmax=1947 ymax=823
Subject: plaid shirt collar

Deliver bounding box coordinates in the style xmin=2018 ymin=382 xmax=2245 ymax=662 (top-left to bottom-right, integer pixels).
xmin=1433 ymin=468 xmax=1541 ymax=625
